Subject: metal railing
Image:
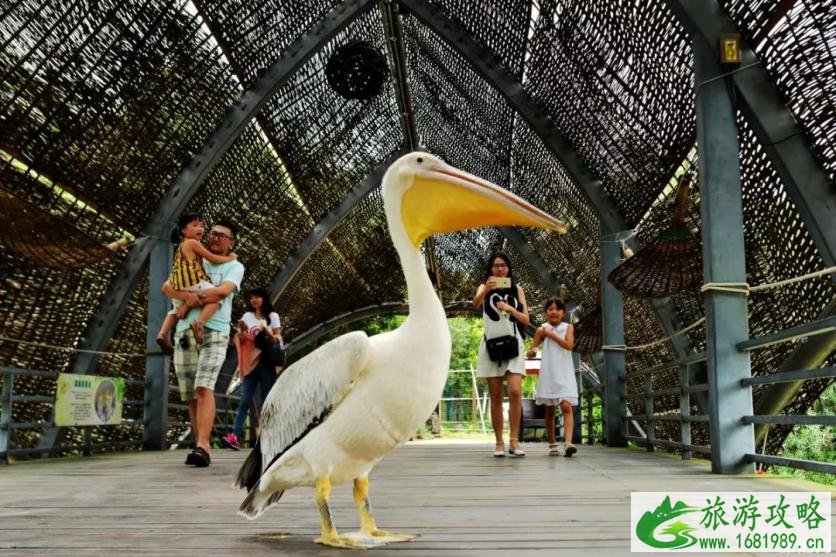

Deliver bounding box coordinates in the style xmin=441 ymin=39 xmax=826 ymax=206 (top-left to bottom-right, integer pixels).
xmin=0 ymin=365 xmax=249 ymax=462
xmin=578 ymin=362 xmax=604 ymax=444
xmin=736 ymin=318 xmax=836 ymax=475
xmin=621 ymin=356 xmax=711 ymax=459
xmin=0 ymin=366 xmax=146 ymax=462
xmin=610 ymin=314 xmax=834 ymax=475
xmin=438 ymin=369 xmax=487 ymax=433
xmin=437 ymin=366 xmax=604 ymax=444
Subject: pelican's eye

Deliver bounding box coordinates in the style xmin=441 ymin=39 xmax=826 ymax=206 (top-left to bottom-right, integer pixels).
xmin=416 ymin=157 xmax=423 ymax=164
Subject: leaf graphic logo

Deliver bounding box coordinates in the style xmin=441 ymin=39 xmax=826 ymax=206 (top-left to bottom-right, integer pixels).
xmin=636 ymin=496 xmax=700 ymax=549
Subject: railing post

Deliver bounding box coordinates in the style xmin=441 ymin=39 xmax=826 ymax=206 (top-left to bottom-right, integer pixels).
xmin=571 ymin=352 xmax=582 ymax=443
xmin=1 ymin=373 xmax=13 ymax=464
xmin=82 ymin=427 xmax=92 ymax=456
xmin=644 ymin=373 xmax=655 ymax=452
xmin=577 ymin=365 xmax=585 ymax=444
xmin=601 ymin=227 xmax=628 ymax=447
xmin=143 ymin=239 xmax=172 ymax=450
xmin=679 ymin=364 xmax=692 ymax=460
xmin=586 ymin=393 xmax=594 ymax=445
xmin=694 ymin=37 xmax=755 ymax=473
xmin=470 ymin=375 xmax=477 ymax=430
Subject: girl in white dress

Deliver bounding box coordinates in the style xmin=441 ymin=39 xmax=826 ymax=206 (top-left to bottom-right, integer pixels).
xmin=527 ymin=298 xmax=578 ymax=457
xmin=473 ymin=253 xmax=530 ymax=457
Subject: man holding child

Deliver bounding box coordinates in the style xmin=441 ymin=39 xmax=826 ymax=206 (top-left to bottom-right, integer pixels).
xmin=162 ymin=217 xmax=244 ymax=468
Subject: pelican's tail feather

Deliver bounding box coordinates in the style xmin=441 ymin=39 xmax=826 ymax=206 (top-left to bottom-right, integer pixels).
xmin=238 ymin=485 xmax=285 ymax=519
xmin=235 ymin=438 xmax=262 ymax=491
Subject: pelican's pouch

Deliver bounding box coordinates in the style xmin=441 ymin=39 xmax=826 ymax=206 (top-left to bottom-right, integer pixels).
xmin=484 ymin=335 xmax=519 ymax=362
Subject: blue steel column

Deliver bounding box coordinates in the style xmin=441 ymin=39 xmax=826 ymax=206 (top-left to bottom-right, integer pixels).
xmin=694 ymin=39 xmax=755 ymax=474
xmin=601 ymin=229 xmax=627 ymax=447
xmin=143 ymin=240 xmax=172 ymax=450
xmin=0 ymin=373 xmax=11 ymax=464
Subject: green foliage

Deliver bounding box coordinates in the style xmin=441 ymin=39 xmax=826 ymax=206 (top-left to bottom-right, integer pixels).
xmin=287 ymin=314 xmax=407 ymax=364
xmin=772 ymin=383 xmax=835 ymax=486
xmin=444 ymin=317 xmax=482 ymax=401
xmin=448 ymin=317 xmax=482 ymax=371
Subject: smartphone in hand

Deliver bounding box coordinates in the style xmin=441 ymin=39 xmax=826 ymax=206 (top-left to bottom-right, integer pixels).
xmin=493 ymin=277 xmax=511 ymax=289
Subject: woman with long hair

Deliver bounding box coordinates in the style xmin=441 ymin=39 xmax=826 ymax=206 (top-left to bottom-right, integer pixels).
xmin=472 ymin=253 xmax=530 ymax=457
xmin=222 ymin=287 xmax=283 ymax=450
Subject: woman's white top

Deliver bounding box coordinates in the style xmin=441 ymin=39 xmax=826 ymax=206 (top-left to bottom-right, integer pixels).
xmin=476 ymin=285 xmax=526 ymax=378
xmin=241 ymin=311 xmax=281 ymax=333
xmin=535 ymin=322 xmax=578 ymax=406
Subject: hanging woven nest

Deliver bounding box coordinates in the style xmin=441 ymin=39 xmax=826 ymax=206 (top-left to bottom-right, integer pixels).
xmin=0 ymin=186 xmax=125 ymax=269
xmin=608 ymin=174 xmax=702 ymax=298
xmin=572 ymin=306 xmax=602 ymax=354
xmin=325 ymin=41 xmax=389 ymax=100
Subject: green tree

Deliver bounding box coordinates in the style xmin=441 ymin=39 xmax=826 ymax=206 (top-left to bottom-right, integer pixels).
xmin=773 ymin=383 xmax=835 ymax=486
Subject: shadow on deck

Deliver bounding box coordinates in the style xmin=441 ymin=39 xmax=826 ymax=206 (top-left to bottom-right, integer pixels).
xmin=0 ymin=440 xmax=831 ymax=555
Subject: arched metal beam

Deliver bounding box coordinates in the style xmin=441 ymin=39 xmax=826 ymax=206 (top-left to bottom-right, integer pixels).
xmin=285 ymin=300 xmax=479 ymax=357
xmin=268 ymin=149 xmax=409 ymax=303
xmin=400 ymin=0 xmax=627 ymax=235
xmin=400 ymin=0 xmax=699 ymax=367
xmin=66 ymin=0 xmax=378 ymax=377
xmin=498 ymin=226 xmax=577 ymax=310
xmin=663 ymin=0 xmax=836 ymax=269
xmin=381 ymin=0 xmax=419 ymax=150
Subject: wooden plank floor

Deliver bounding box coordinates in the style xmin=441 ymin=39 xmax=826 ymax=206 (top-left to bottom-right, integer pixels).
xmin=0 ymin=440 xmax=832 ymax=556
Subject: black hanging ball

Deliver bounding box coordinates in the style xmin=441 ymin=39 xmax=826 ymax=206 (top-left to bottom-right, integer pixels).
xmin=325 ymin=41 xmax=389 ymax=100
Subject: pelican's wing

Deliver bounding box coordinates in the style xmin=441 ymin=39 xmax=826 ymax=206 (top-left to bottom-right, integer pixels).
xmin=259 ymin=330 xmax=372 ymax=468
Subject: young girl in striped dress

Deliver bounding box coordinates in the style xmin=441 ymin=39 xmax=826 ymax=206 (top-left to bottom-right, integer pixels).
xmin=155 ymin=213 xmax=237 ymax=352
xmin=527 ymin=298 xmax=578 ymax=457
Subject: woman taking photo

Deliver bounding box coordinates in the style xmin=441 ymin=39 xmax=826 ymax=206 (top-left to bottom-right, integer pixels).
xmin=222 ymin=287 xmax=283 ymax=450
xmin=473 ymin=253 xmax=530 ymax=457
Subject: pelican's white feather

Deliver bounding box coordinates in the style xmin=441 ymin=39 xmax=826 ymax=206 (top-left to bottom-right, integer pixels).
xmin=260 ymin=330 xmax=371 ymax=468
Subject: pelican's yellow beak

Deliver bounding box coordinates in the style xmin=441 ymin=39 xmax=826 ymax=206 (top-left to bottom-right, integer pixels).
xmin=401 ymin=163 xmax=568 ymax=247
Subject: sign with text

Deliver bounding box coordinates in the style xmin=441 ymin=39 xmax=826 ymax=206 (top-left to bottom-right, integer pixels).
xmin=54 ymin=373 xmax=125 ymax=426
xmin=631 ymin=492 xmax=831 ymax=552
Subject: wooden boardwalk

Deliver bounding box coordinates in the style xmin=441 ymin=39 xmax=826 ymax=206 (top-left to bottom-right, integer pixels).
xmin=0 ymin=440 xmax=832 ymax=555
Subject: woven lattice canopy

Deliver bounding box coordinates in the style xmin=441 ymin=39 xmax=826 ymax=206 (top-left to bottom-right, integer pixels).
xmin=1 ymin=0 xmax=833 ymax=458
xmin=572 ymin=306 xmax=602 ymax=355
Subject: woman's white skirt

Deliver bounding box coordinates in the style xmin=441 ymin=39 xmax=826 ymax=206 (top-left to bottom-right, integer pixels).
xmin=476 ymin=334 xmax=526 ymax=378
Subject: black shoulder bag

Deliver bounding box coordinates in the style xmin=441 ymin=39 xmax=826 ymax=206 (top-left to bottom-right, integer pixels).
xmin=484 ymin=334 xmax=519 ymax=362
xmin=255 ymin=330 xmax=286 ymax=368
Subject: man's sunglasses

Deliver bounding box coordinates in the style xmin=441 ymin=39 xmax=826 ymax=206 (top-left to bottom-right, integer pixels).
xmin=208 ymin=230 xmax=233 ymax=240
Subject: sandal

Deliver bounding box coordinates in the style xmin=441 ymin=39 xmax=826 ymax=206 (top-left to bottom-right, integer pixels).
xmin=564 ymin=444 xmax=577 ymax=458
xmin=190 ymin=321 xmax=205 ymax=345
xmin=548 ymin=443 xmax=561 ymax=456
xmin=493 ymin=442 xmax=506 ymax=457
xmin=508 ymin=438 xmax=526 ymax=457
xmin=155 ymin=334 xmax=174 ymax=355
xmin=185 ymin=446 xmax=211 ymax=467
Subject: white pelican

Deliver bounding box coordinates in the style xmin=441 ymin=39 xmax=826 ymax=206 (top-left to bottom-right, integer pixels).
xmin=236 ymin=152 xmax=566 ymax=548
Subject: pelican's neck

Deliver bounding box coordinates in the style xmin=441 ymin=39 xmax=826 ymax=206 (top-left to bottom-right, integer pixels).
xmin=400 ymin=240 xmax=440 ymax=318
xmin=386 ymin=197 xmax=443 ymax=323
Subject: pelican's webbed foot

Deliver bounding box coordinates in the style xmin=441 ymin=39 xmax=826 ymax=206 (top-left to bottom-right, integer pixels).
xmin=345 ymin=476 xmax=417 ymax=546
xmin=315 ymin=532 xmax=379 ymax=549
xmin=345 ymin=529 xmax=417 ymax=544
xmin=313 ymin=476 xmax=379 ymax=549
